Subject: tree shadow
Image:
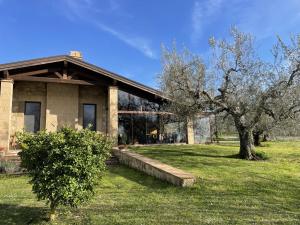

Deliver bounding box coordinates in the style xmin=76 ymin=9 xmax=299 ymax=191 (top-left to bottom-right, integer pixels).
xmin=107 ymin=165 xmax=173 ymax=189
xmin=0 ymin=204 xmax=48 ymax=225
xmin=136 ymin=148 xmax=239 ymax=159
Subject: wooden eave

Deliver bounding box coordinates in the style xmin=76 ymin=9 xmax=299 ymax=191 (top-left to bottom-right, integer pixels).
xmin=0 ymin=55 xmax=169 ymax=102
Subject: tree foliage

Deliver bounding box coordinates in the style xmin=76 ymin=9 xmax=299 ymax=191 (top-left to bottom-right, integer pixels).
xmin=17 ymin=128 xmax=112 ymax=220
xmin=159 ymin=28 xmax=300 ymax=159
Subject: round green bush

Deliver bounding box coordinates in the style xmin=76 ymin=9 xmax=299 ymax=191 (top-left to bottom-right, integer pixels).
xmin=17 ymin=127 xmax=112 ymax=220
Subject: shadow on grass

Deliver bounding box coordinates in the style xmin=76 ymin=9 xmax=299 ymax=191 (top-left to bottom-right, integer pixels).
xmin=136 ymin=148 xmax=239 ymax=159
xmin=0 ymin=204 xmax=48 ymax=224
xmin=108 ymin=165 xmax=171 ymax=189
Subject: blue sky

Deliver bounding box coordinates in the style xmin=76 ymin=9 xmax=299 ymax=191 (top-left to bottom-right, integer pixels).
xmin=0 ymin=0 xmax=299 ymax=88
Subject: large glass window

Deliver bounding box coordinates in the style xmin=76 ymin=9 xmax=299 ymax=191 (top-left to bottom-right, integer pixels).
xmin=160 ymin=115 xmax=186 ymax=143
xmin=193 ymin=117 xmax=211 ymax=143
xmin=83 ymin=104 xmax=96 ymax=131
xmin=118 ymin=90 xmax=187 ymax=145
xmin=118 ymin=114 xmax=186 ymax=145
xmin=118 ymin=90 xmax=160 ymax=112
xmin=24 ymin=102 xmax=41 ymax=133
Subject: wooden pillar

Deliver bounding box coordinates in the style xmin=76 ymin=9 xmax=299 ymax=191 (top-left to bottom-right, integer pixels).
xmin=0 ymin=79 xmax=14 ymax=155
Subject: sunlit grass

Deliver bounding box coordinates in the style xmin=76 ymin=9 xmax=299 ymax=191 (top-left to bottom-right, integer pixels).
xmin=0 ymin=141 xmax=299 ymax=224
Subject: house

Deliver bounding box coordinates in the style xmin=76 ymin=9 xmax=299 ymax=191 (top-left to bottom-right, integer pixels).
xmin=0 ymin=52 xmax=211 ymax=157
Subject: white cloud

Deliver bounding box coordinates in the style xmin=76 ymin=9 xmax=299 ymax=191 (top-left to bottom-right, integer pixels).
xmin=61 ymin=0 xmax=156 ymax=59
xmin=96 ymin=23 xmax=156 ymax=59
xmin=191 ymin=0 xmax=223 ymax=42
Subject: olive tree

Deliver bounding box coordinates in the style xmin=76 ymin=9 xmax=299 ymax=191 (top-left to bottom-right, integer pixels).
xmin=17 ymin=128 xmax=112 ymax=220
xmin=159 ymin=28 xmax=300 ymax=159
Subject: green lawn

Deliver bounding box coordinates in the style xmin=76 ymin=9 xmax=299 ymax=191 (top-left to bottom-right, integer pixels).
xmin=0 ymin=141 xmax=300 ymax=224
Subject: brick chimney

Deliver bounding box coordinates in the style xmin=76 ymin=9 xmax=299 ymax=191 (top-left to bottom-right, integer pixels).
xmin=69 ymin=51 xmax=83 ymax=60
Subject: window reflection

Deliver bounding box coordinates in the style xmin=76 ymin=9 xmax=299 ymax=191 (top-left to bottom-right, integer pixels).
xmin=118 ymin=90 xmax=186 ymax=145
xmin=24 ymin=102 xmax=41 ymax=133
xmin=118 ymin=90 xmax=160 ymax=111
xmin=83 ymin=104 xmax=96 ymax=131
xmin=118 ymin=114 xmax=186 ymax=145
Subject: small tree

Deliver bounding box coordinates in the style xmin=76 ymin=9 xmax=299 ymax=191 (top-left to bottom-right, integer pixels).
xmin=17 ymin=128 xmax=112 ymax=221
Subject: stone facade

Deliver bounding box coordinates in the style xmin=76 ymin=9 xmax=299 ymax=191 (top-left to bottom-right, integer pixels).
xmin=0 ymin=80 xmax=13 ymax=154
xmin=1 ymin=79 xmax=202 ymax=157
xmin=2 ymin=81 xmax=111 ymax=155
xmin=108 ymin=86 xmax=118 ymax=143
xmin=187 ymin=118 xmax=195 ymax=144
xmin=78 ymin=85 xmax=107 ymax=133
xmin=45 ymin=83 xmax=79 ymax=131
xmin=11 ymin=82 xmax=47 ymax=133
xmin=0 ymin=55 xmax=211 ymax=158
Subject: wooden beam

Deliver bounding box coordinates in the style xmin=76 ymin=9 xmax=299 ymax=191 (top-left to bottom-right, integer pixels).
xmin=68 ymin=71 xmax=78 ymax=80
xmin=118 ymin=110 xmax=173 ymax=115
xmin=54 ymin=72 xmax=63 ymax=79
xmin=4 ymin=70 xmax=9 ymax=79
xmin=76 ymin=72 xmax=101 ymax=81
xmin=63 ymin=61 xmax=68 ymax=79
xmin=13 ymin=76 xmax=100 ymax=85
xmin=68 ymin=71 xmax=112 ymax=86
xmin=9 ymin=69 xmax=49 ymax=78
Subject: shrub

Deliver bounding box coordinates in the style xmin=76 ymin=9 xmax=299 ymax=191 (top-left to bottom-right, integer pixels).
xmin=17 ymin=127 xmax=112 ymax=221
xmin=0 ymin=160 xmax=20 ymax=174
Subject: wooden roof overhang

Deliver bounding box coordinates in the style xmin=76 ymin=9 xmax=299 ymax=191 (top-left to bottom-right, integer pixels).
xmin=0 ymin=55 xmax=168 ymax=104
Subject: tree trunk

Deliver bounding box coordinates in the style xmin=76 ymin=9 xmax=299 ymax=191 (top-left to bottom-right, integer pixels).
xmin=49 ymin=202 xmax=57 ymax=221
xmin=238 ymin=129 xmax=256 ymax=160
xmin=253 ymin=132 xmax=261 ymax=146
xmin=262 ymin=133 xmax=269 ymax=142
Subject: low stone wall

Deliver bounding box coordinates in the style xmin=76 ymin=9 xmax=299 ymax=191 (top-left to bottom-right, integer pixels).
xmin=112 ymin=147 xmax=196 ymax=187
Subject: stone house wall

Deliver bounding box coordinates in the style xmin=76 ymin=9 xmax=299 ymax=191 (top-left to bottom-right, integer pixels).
xmin=10 ymin=81 xmax=108 ymax=136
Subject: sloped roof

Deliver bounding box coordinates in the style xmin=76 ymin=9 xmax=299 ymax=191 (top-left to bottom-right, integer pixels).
xmin=0 ymin=55 xmax=166 ymax=99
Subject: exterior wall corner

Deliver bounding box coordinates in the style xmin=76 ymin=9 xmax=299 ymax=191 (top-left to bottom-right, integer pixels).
xmin=187 ymin=118 xmax=195 ymax=145
xmin=0 ymin=79 xmax=14 ymax=155
xmin=108 ymin=86 xmax=118 ymax=144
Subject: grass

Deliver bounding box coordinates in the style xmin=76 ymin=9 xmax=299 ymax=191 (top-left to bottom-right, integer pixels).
xmin=0 ymin=141 xmax=299 ymax=224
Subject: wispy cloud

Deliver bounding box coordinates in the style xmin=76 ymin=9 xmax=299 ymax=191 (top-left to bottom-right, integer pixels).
xmin=61 ymin=0 xmax=156 ymax=59
xmin=95 ymin=23 xmax=156 ymax=58
xmin=191 ymin=0 xmax=224 ymax=42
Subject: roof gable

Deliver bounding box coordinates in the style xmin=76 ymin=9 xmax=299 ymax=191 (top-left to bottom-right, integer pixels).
xmin=0 ymin=55 xmax=166 ymax=101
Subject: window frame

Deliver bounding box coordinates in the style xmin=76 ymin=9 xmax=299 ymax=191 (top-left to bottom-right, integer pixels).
xmin=24 ymin=101 xmax=41 ymax=133
xmin=83 ymin=103 xmax=97 ymax=131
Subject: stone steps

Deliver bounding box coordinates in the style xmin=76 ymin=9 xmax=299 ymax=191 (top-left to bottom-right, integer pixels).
xmin=1 ymin=151 xmax=20 ymax=162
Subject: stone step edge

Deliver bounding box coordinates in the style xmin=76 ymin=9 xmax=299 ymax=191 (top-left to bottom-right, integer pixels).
xmin=112 ymin=147 xmax=196 ymax=187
